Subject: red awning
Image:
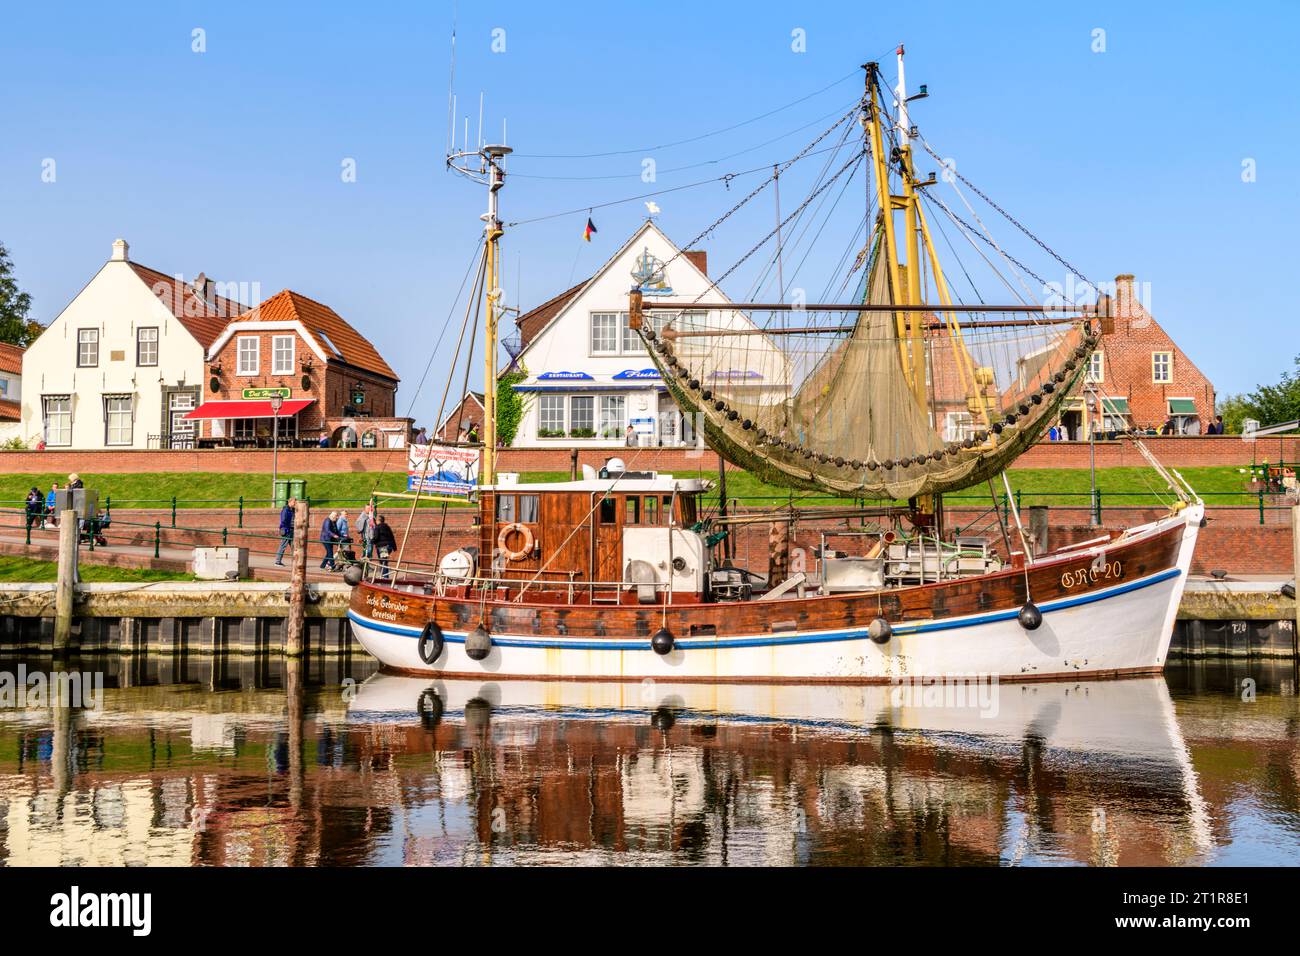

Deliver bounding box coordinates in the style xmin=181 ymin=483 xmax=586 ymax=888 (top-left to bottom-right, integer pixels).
xmin=184 ymin=399 xmax=315 ymax=420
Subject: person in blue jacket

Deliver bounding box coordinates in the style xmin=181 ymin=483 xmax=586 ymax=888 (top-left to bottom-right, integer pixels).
xmin=319 ymin=510 xmax=341 ymax=571
xmin=275 ymin=496 xmax=297 ymax=566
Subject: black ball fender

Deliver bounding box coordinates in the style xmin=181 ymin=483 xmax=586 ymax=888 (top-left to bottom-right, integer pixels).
xmin=1018 ymin=602 xmax=1043 ymax=631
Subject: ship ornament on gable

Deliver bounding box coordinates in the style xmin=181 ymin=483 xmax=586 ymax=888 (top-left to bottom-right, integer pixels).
xmin=631 ymin=247 xmax=673 ymax=296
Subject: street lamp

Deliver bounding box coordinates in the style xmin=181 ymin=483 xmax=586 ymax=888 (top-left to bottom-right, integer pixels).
xmin=270 ymin=392 xmax=283 ymax=505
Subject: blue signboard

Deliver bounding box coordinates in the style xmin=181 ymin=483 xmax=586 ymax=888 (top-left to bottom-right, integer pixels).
xmin=537 ymin=371 xmax=594 ymax=381
xmin=613 ymin=368 xmax=662 ymax=380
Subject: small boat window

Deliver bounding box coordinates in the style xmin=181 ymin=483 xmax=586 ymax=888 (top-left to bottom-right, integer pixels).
xmin=518 ymin=494 xmax=539 ymax=523
xmin=599 ymin=495 xmax=617 ymax=524
xmin=679 ymin=496 xmax=697 ymax=527
xmin=625 ymin=495 xmax=641 ymax=525
xmin=644 ymin=495 xmax=659 ymax=525
xmin=496 ymin=495 xmax=515 ymax=523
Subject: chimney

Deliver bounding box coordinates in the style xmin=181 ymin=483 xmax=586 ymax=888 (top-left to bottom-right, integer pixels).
xmin=111 ymin=238 xmax=129 ymax=262
xmin=683 ymin=250 xmax=707 ymax=276
xmin=192 ymin=272 xmax=214 ymax=306
xmin=1114 ymin=273 xmax=1136 ymax=316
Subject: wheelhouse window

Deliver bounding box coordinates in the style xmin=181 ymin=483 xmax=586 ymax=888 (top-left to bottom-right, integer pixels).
xmin=644 ymin=495 xmax=659 ymax=525
xmin=43 ymin=396 xmax=72 ymax=446
xmin=1152 ymin=351 xmax=1172 ymax=383
xmin=272 ymin=335 xmax=295 ymax=375
xmin=518 ymin=495 xmax=539 ymax=523
xmin=77 ymin=329 xmax=99 ymax=367
xmin=237 ymin=336 xmax=259 ymax=375
xmin=598 ymin=495 xmax=617 ymax=524
xmin=496 ymin=495 xmax=516 ymax=523
xmin=136 ymin=327 xmax=159 ymax=366
xmin=104 ymin=395 xmax=133 ymax=446
xmin=625 ymin=495 xmax=641 ymax=525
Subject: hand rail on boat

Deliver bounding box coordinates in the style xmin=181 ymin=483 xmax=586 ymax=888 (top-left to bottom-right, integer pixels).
xmin=358 ymin=558 xmax=678 ymax=606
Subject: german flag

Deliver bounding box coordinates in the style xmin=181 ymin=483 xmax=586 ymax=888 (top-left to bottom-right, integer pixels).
xmin=583 ymin=216 xmax=597 ymax=242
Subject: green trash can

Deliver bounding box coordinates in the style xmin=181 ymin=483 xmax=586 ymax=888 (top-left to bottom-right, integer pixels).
xmin=274 ymin=479 xmax=308 ymax=508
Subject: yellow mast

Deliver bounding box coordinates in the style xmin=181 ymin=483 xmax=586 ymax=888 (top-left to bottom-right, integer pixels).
xmin=481 ymin=144 xmax=511 ymax=485
xmin=863 ymin=63 xmax=911 ymax=393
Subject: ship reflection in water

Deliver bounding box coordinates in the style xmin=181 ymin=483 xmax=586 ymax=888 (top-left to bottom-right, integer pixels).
xmin=0 ymin=655 xmax=1296 ymax=866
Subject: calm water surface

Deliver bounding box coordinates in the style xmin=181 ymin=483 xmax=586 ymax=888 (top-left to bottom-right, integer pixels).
xmin=0 ymin=654 xmax=1296 ymax=866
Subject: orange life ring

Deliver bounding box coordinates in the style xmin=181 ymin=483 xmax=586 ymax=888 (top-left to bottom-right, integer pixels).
xmin=497 ymin=522 xmax=534 ymax=561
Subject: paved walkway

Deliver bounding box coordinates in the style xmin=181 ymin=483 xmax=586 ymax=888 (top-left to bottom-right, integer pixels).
xmin=0 ymin=529 xmax=347 ymax=582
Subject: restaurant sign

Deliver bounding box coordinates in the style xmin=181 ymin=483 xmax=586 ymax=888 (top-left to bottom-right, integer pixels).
xmin=242 ymin=387 xmax=292 ymax=400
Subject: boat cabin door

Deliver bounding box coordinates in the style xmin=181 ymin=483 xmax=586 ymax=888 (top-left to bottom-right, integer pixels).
xmin=591 ymin=491 xmax=622 ymax=584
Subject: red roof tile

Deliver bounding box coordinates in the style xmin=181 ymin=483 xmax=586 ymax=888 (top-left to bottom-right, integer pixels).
xmin=129 ymin=263 xmax=249 ymax=348
xmin=0 ymin=399 xmax=20 ymax=422
xmin=234 ymin=290 xmax=397 ymax=380
xmin=516 ymin=279 xmax=588 ymax=348
xmin=0 ymin=343 xmax=23 ymax=376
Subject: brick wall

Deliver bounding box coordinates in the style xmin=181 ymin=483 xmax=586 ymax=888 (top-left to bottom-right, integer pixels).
xmin=0 ymin=435 xmax=1294 ymax=476
xmin=4 ymin=503 xmax=1290 ymax=577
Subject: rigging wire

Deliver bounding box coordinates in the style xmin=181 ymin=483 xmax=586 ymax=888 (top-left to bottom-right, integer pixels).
xmin=508 ymin=101 xmax=859 ymax=181
xmin=509 ymin=68 xmax=863 ymax=159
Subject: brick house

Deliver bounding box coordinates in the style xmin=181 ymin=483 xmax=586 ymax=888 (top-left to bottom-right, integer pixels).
xmin=193 ymin=289 xmax=411 ymax=448
xmin=435 ymin=390 xmax=485 ymax=442
xmin=1056 ymin=274 xmax=1216 ymax=438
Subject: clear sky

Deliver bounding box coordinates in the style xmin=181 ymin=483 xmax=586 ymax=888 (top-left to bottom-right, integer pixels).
xmin=3 ymin=0 xmax=1296 ymax=425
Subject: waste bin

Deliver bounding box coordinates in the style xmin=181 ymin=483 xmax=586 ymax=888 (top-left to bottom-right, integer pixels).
xmin=273 ymin=479 xmax=307 ymax=508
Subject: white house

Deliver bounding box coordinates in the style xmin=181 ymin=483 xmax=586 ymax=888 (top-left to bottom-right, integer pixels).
xmin=508 ymin=220 xmax=785 ymax=448
xmin=20 ymin=239 xmax=249 ymax=449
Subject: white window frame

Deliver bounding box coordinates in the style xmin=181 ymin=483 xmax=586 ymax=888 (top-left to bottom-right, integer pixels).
xmin=1152 ymin=351 xmax=1172 ymax=384
xmin=271 ymin=334 xmax=295 ymax=375
xmin=598 ymin=395 xmax=626 ymax=439
xmin=1085 ymin=352 xmax=1104 ymax=383
xmin=237 ymin=336 xmax=260 ymax=375
xmin=569 ymin=395 xmax=595 ymax=435
xmin=591 ymin=313 xmax=620 ymax=355
xmin=43 ymin=395 xmax=72 ymax=446
xmin=104 ymin=395 xmax=133 ymax=446
xmin=77 ymin=329 xmax=99 ymax=367
xmin=136 ymin=327 xmax=159 ymax=367
xmin=538 ymin=393 xmax=566 ymax=436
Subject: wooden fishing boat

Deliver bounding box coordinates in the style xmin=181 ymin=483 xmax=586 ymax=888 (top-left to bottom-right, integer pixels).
xmin=348 ymin=48 xmax=1202 ymax=683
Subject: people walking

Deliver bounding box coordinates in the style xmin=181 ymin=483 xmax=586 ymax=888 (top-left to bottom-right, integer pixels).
xmin=275 ymin=496 xmax=297 ymax=566
xmin=372 ymin=514 xmax=397 ymax=580
xmin=319 ymin=511 xmax=341 ymax=571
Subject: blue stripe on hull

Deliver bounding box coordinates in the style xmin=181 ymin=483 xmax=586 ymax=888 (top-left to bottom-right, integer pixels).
xmin=348 ymin=567 xmax=1181 ymax=652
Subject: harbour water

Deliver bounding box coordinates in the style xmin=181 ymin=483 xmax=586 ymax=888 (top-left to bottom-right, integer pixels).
xmin=0 ymin=654 xmax=1296 ymax=866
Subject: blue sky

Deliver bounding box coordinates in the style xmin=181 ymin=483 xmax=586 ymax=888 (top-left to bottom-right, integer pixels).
xmin=2 ymin=0 xmax=1296 ymax=425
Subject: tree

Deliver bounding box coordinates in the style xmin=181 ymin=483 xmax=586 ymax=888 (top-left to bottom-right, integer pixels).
xmin=0 ymin=242 xmax=42 ymax=347
xmin=1220 ymin=355 xmax=1300 ymax=432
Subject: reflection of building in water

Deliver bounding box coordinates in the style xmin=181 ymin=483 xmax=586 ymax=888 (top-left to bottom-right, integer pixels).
xmin=0 ymin=665 xmax=1298 ymax=866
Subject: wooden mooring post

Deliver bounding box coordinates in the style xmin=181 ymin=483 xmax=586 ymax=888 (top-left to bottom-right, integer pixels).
xmin=285 ymin=499 xmax=310 ymax=656
xmin=53 ymin=509 xmax=78 ymax=654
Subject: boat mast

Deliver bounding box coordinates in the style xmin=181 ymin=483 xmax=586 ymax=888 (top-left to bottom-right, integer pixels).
xmin=481 ymin=144 xmax=511 ymax=484
xmin=894 ymin=45 xmax=928 ymax=413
